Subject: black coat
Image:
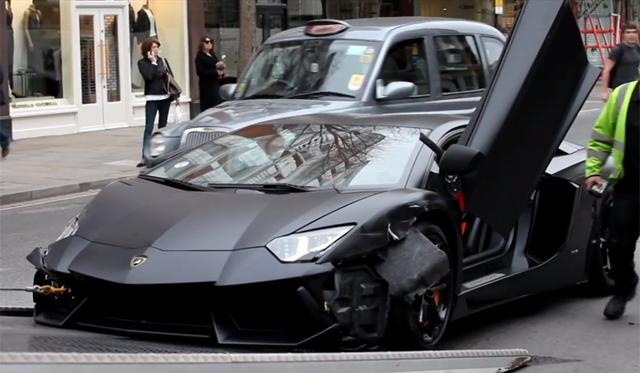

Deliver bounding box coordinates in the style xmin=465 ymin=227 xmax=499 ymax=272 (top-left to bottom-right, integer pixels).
xmin=137 ymin=57 xmax=170 ymax=96
xmin=195 ymin=51 xmax=223 ymax=111
xmin=0 ymin=63 xmax=5 ymax=106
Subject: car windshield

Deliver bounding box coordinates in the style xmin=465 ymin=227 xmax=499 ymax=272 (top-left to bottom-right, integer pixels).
xmin=233 ymin=39 xmax=381 ymax=100
xmin=146 ymin=124 xmax=429 ymax=189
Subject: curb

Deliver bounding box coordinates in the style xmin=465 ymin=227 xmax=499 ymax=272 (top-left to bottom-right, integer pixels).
xmin=0 ymin=175 xmax=138 ymax=206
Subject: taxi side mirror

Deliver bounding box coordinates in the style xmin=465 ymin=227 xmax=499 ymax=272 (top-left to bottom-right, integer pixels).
xmin=375 ymin=79 xmax=415 ymax=100
xmin=220 ymin=84 xmax=238 ymax=101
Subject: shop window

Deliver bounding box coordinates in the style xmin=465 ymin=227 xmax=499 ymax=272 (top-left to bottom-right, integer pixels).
xmin=7 ymin=0 xmax=71 ymax=111
xmin=203 ymin=0 xmax=241 ymax=78
xmin=287 ymin=0 xmax=323 ymax=28
xmin=325 ymin=0 xmax=380 ymax=19
xmin=130 ymin=0 xmax=187 ymax=100
xmin=378 ymin=39 xmax=430 ymax=97
xmin=433 ymin=35 xmax=486 ymax=94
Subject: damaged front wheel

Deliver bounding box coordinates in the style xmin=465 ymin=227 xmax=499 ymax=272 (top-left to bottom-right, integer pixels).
xmin=384 ymin=224 xmax=455 ymax=350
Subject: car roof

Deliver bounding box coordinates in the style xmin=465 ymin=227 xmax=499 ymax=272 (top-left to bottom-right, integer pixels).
xmin=270 ymin=17 xmax=504 ymax=43
xmin=256 ymin=112 xmax=468 ymax=131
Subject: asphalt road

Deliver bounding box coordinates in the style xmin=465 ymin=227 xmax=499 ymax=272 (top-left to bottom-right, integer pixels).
xmin=0 ymin=100 xmax=638 ymax=372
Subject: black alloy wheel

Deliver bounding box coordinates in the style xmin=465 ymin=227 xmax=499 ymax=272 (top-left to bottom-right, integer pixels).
xmin=384 ymin=223 xmax=455 ymax=350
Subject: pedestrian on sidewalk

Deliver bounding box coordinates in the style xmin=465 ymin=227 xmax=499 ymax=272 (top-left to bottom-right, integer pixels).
xmin=601 ymin=23 xmax=639 ymax=101
xmin=195 ymin=35 xmax=225 ymax=112
xmin=585 ymin=63 xmax=639 ymax=320
xmin=136 ymin=38 xmax=179 ymax=167
xmin=0 ymin=62 xmax=10 ymax=159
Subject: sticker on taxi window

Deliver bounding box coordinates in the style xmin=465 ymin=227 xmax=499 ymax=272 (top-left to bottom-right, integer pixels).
xmin=236 ymin=83 xmax=246 ymax=94
xmin=348 ymin=74 xmax=365 ymax=91
xmin=364 ymin=47 xmax=375 ymax=55
xmin=360 ymin=54 xmax=372 ymax=63
xmin=346 ymin=45 xmax=368 ymax=55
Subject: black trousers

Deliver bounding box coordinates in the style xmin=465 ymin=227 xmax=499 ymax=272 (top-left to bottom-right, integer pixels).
xmin=606 ymin=191 xmax=640 ymax=295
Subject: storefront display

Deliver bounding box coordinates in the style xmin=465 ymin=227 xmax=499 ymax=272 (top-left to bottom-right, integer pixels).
xmin=8 ymin=0 xmax=67 ymax=108
xmin=129 ymin=0 xmax=187 ymax=100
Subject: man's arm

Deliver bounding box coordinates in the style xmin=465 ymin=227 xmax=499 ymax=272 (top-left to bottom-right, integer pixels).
xmin=586 ymin=87 xmax=618 ymax=178
xmin=601 ymin=45 xmax=621 ymax=96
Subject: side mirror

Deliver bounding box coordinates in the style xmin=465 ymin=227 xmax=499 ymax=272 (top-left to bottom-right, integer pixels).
xmin=219 ymin=84 xmax=238 ymax=101
xmin=438 ymin=144 xmax=484 ymax=176
xmin=375 ymin=79 xmax=415 ymax=100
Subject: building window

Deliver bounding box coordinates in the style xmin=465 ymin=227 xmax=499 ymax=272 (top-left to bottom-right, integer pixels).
xmin=325 ymin=0 xmax=380 ymax=19
xmin=287 ymin=0 xmax=323 ymax=28
xmin=433 ymin=35 xmax=486 ymax=94
xmin=7 ymin=0 xmax=71 ymax=111
xmin=130 ymin=0 xmax=188 ymax=99
xmin=203 ymin=0 xmax=240 ymax=78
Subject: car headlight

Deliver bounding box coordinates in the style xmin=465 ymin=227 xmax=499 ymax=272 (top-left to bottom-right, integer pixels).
xmin=149 ymin=133 xmax=166 ymax=158
xmin=266 ymin=226 xmax=354 ymax=263
xmin=56 ymin=216 xmax=79 ymax=242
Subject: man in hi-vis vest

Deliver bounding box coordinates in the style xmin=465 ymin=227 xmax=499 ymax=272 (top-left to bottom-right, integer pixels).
xmin=585 ymin=64 xmax=639 ymax=320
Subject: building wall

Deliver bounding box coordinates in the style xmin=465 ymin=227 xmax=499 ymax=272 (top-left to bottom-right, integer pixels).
xmin=2 ymin=0 xmax=190 ymax=140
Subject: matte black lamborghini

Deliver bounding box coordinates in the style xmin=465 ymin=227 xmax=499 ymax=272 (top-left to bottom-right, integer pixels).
xmin=26 ymin=0 xmax=611 ymax=350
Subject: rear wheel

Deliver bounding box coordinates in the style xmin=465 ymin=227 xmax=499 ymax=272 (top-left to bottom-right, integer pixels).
xmin=384 ymin=224 xmax=455 ymax=350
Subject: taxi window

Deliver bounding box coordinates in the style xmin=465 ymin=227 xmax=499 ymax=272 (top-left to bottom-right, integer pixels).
xmin=378 ymin=38 xmax=430 ymax=97
xmin=234 ymin=39 xmax=381 ymax=99
xmin=434 ymin=35 xmax=486 ymax=94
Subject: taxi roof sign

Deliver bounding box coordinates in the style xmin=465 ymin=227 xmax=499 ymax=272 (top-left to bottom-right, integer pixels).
xmin=304 ymin=19 xmax=349 ymax=36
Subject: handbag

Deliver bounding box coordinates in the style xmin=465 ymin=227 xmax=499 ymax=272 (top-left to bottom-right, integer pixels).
xmin=162 ymin=58 xmax=182 ymax=101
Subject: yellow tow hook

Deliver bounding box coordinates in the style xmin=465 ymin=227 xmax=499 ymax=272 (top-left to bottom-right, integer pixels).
xmin=26 ymin=285 xmax=68 ymax=295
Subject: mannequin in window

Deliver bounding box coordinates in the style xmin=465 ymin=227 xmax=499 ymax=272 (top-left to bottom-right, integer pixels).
xmin=5 ymin=0 xmax=14 ymax=90
xmin=135 ymin=1 xmax=158 ymax=42
xmin=129 ymin=0 xmax=140 ymax=89
xmin=23 ymin=1 xmax=43 ymax=95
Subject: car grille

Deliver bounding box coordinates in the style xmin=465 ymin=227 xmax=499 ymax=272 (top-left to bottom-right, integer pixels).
xmin=182 ymin=131 xmax=227 ymax=147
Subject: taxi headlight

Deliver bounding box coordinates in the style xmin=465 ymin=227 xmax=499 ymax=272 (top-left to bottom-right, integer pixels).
xmin=266 ymin=226 xmax=354 ymax=263
xmin=149 ymin=134 xmax=166 ymax=158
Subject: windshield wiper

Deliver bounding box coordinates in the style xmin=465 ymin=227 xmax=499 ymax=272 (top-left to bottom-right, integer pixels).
xmin=241 ymin=93 xmax=286 ymax=100
xmin=207 ymin=183 xmax=310 ymax=192
xmin=286 ymin=91 xmax=356 ymax=99
xmin=138 ymin=174 xmax=209 ymax=191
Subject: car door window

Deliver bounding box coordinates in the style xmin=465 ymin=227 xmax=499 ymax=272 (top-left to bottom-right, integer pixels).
xmin=378 ymin=38 xmax=430 ymax=97
xmin=434 ymin=35 xmax=486 ymax=94
xmin=481 ymin=37 xmax=505 ymax=81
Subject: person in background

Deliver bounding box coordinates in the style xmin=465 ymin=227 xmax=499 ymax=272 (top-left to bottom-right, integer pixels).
xmin=601 ymin=23 xmax=639 ymax=101
xmin=136 ymin=38 xmax=177 ymax=167
xmin=499 ymin=26 xmax=510 ymax=38
xmin=195 ymin=36 xmax=224 ymax=113
xmin=585 ymin=62 xmax=639 ymax=320
xmin=0 ymin=62 xmax=10 ymax=159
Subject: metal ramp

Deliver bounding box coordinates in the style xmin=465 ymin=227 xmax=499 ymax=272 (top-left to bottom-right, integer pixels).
xmin=0 ymin=307 xmax=532 ymax=373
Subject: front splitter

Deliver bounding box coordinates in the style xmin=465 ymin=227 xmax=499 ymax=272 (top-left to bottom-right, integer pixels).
xmin=0 ymin=307 xmax=532 ymax=373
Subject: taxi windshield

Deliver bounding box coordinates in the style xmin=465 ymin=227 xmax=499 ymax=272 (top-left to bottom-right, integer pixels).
xmin=234 ymin=39 xmax=380 ymax=100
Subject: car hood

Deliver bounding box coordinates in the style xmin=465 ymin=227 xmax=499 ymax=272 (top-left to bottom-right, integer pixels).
xmin=73 ymin=178 xmax=379 ymax=251
xmin=160 ymin=99 xmax=358 ymax=137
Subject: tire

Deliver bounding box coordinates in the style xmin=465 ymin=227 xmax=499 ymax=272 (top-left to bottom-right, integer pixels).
xmin=384 ymin=223 xmax=455 ymax=350
xmin=586 ymin=194 xmax=615 ymax=295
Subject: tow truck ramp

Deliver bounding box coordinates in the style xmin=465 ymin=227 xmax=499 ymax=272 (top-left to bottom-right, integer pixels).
xmin=0 ymin=307 xmax=531 ymax=373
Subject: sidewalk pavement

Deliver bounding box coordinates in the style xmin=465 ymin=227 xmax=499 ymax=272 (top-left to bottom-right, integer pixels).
xmin=0 ymin=127 xmax=143 ymax=205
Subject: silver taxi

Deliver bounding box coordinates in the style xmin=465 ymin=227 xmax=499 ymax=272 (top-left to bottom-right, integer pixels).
xmin=149 ymin=17 xmax=505 ymax=158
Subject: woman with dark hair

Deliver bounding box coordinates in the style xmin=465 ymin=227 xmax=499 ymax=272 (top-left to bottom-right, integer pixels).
xmin=195 ymin=35 xmax=225 ymax=112
xmin=136 ymin=37 xmax=178 ymax=167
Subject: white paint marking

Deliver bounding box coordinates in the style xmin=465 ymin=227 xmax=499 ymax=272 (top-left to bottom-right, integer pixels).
xmin=104 ymin=160 xmax=140 ymax=167
xmin=0 ymin=191 xmax=99 ymax=212
xmin=578 ymin=108 xmax=601 ymax=114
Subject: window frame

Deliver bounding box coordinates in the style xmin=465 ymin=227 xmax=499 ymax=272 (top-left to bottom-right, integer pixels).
xmin=371 ymin=36 xmax=432 ymax=101
xmin=432 ymin=34 xmax=488 ymax=97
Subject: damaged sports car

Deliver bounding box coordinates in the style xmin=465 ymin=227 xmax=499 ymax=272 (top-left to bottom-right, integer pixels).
xmin=26 ymin=0 xmax=609 ymax=350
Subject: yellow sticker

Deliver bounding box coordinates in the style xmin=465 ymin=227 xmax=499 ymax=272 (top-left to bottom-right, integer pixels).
xmin=348 ymin=74 xmax=365 ymax=91
xmin=236 ymin=83 xmax=246 ymax=94
xmin=360 ymin=54 xmax=372 ymax=63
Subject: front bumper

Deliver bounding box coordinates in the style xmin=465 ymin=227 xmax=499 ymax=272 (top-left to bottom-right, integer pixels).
xmin=27 ymin=241 xmax=390 ymax=348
